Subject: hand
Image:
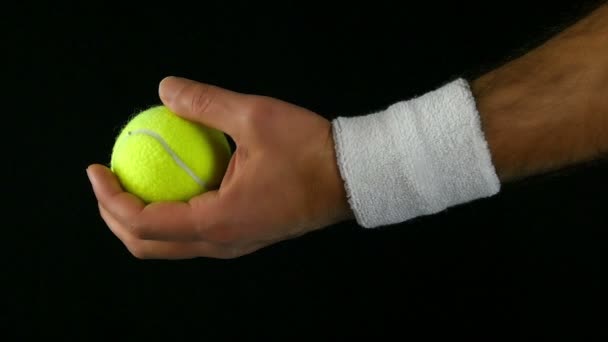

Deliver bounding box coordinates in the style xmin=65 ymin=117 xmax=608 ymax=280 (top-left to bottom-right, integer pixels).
xmin=87 ymin=76 xmax=353 ymax=259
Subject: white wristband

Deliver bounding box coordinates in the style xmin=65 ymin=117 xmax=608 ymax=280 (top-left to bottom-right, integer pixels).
xmin=331 ymin=78 xmax=501 ymax=228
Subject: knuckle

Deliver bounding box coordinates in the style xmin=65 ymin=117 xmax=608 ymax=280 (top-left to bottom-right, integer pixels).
xmin=126 ymin=241 xmax=148 ymax=260
xmin=127 ymin=213 xmax=150 ymax=239
xmin=190 ymin=84 xmax=215 ymax=114
xmin=128 ymin=219 xmax=146 ymax=239
xmin=241 ymin=96 xmax=272 ymax=127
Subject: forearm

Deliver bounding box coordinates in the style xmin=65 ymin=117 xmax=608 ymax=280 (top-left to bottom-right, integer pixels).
xmin=472 ymin=3 xmax=608 ymax=182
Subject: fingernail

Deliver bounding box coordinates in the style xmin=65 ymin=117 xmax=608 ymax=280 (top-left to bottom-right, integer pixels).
xmin=159 ymin=76 xmax=182 ymax=104
xmin=86 ymin=167 xmax=94 ymax=184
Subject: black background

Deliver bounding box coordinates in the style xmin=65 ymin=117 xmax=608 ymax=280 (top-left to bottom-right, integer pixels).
xmin=9 ymin=0 xmax=607 ymax=340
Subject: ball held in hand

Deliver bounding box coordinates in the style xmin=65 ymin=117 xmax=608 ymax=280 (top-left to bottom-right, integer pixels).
xmin=110 ymin=105 xmax=232 ymax=203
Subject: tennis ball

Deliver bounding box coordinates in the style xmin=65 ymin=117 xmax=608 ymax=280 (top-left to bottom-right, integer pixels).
xmin=110 ymin=105 xmax=232 ymax=203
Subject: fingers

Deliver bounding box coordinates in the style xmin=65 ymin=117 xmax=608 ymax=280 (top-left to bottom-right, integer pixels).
xmin=99 ymin=204 xmax=202 ymax=259
xmin=99 ymin=204 xmax=237 ymax=260
xmin=87 ymin=164 xmax=223 ymax=242
xmin=158 ymin=76 xmax=247 ymax=139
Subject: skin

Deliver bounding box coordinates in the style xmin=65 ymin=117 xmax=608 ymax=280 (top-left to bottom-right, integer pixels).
xmin=87 ymin=4 xmax=607 ymax=260
xmin=472 ymin=3 xmax=608 ymax=181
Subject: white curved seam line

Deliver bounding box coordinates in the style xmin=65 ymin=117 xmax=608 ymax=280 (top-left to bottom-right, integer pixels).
xmin=128 ymin=129 xmax=206 ymax=188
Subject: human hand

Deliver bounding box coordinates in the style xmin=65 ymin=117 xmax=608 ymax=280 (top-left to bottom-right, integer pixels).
xmin=87 ymin=76 xmax=353 ymax=259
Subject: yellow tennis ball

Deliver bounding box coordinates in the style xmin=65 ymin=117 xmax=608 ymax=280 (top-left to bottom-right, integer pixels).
xmin=110 ymin=105 xmax=232 ymax=203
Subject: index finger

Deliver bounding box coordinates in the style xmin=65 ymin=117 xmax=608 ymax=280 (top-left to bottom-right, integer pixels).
xmin=87 ymin=164 xmax=219 ymax=242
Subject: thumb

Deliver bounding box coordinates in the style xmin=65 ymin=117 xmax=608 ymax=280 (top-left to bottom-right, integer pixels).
xmin=158 ymin=76 xmax=246 ymax=138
